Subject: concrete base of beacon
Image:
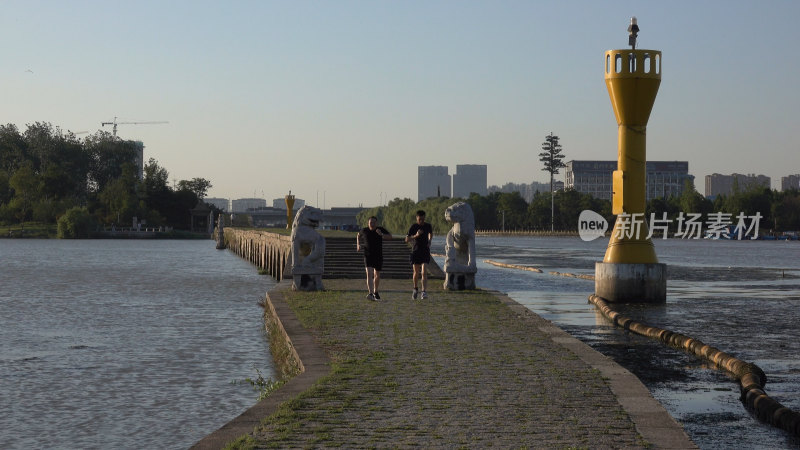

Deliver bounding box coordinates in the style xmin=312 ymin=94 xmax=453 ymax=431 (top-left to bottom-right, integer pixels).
xmin=594 ymin=262 xmax=666 ymax=303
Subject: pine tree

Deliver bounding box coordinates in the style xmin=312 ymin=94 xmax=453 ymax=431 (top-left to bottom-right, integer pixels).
xmin=539 ymin=132 xmax=566 ymax=232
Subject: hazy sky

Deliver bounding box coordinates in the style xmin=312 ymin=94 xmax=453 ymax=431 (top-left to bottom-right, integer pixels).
xmin=3 ymin=1 xmax=798 ymax=207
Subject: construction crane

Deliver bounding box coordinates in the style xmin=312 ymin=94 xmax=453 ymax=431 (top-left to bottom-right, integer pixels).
xmin=101 ymin=117 xmax=168 ymax=137
xmin=56 ymin=127 xmax=89 ymax=138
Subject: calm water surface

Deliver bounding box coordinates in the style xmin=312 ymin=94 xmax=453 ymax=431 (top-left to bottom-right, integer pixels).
xmin=464 ymin=236 xmax=800 ymax=450
xmin=0 ymin=239 xmax=275 ymax=450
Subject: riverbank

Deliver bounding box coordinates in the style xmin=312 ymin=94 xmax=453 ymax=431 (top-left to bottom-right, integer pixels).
xmin=0 ymin=223 xmax=57 ymax=238
xmin=196 ymin=278 xmax=694 ymax=449
xmin=0 ymin=223 xmax=213 ymax=239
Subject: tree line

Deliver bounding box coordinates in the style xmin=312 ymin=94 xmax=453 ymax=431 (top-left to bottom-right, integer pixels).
xmin=357 ymin=182 xmax=800 ymax=235
xmin=356 ymin=191 xmax=612 ymax=236
xmin=0 ymin=122 xmax=214 ymax=237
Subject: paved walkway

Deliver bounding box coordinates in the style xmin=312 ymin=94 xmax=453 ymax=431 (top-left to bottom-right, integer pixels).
xmin=196 ymin=279 xmax=695 ymax=449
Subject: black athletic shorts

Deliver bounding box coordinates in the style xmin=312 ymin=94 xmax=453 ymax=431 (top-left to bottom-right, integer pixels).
xmin=364 ymin=254 xmax=383 ymax=271
xmin=410 ymin=249 xmax=431 ymax=265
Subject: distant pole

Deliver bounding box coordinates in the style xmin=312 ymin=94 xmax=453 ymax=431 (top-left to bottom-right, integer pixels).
xmin=550 ymin=170 xmax=555 ymax=232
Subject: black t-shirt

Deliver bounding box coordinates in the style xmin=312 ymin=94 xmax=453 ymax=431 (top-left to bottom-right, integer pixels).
xmin=407 ymin=222 xmax=433 ymax=253
xmin=360 ymin=226 xmax=389 ymax=257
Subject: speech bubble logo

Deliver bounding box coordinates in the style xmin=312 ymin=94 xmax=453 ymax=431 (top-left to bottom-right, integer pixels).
xmin=578 ymin=210 xmax=608 ymax=242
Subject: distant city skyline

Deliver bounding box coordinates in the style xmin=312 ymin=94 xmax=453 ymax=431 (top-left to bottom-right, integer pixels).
xmin=209 ymin=163 xmax=790 ymax=209
xmin=3 ymin=1 xmax=798 ymax=207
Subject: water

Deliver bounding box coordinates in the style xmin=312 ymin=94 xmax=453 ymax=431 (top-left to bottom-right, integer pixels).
xmin=462 ymin=236 xmax=800 ymax=449
xmin=0 ymin=239 xmax=275 ymax=450
xmin=4 ymin=237 xmax=799 ymax=449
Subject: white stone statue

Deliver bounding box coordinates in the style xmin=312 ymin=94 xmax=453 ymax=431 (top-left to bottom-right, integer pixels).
xmin=443 ymin=201 xmax=477 ymax=290
xmin=290 ymin=205 xmax=325 ymax=291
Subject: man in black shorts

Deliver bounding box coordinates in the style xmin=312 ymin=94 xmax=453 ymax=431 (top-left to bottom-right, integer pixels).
xmin=405 ymin=210 xmax=433 ymax=300
xmin=356 ymin=216 xmax=392 ymax=301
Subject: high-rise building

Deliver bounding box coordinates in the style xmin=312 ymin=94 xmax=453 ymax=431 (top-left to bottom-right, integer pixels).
xmin=417 ymin=166 xmax=451 ymax=201
xmin=565 ymin=160 xmax=692 ymax=201
xmin=204 ymin=198 xmax=230 ymax=211
xmin=132 ymin=140 xmax=144 ymax=180
xmin=452 ymin=164 xmax=488 ymax=199
xmin=565 ymin=161 xmax=616 ymax=200
xmin=231 ymin=198 xmax=267 ymax=213
xmin=781 ymin=174 xmax=800 ymax=191
xmin=704 ymin=173 xmax=771 ymax=198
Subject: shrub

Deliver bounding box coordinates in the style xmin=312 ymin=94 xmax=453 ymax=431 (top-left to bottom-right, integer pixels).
xmin=57 ymin=207 xmax=96 ymax=238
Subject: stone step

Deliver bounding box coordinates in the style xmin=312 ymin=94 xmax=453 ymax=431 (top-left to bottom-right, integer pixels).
xmin=322 ymin=236 xmax=442 ymax=279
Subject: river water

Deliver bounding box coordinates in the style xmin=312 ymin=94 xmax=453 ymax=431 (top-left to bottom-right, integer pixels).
xmin=0 ymin=239 xmax=275 ymax=450
xmin=463 ymin=235 xmax=800 ymax=450
xmin=3 ymin=237 xmax=799 ymax=449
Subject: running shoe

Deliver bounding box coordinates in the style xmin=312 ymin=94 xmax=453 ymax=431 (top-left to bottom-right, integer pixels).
xmin=374 ymin=292 xmax=381 ymax=300
xmin=412 ymin=288 xmax=419 ymax=300
xmin=420 ymin=291 xmax=428 ymax=300
xmin=366 ymin=293 xmax=375 ymax=301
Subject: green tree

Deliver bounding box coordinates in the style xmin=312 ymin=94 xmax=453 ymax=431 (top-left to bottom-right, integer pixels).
xmin=98 ymin=163 xmax=139 ymax=225
xmin=139 ymin=158 xmax=205 ymax=229
xmin=357 ymin=196 xmax=459 ymax=236
xmin=139 ymin=157 xmax=172 ymax=226
xmin=0 ymin=170 xmax=11 ymax=205
xmin=466 ymin=192 xmax=497 ymax=230
xmin=0 ymin=124 xmax=28 ymax=174
xmin=23 ymin=122 xmax=59 ymax=174
xmin=554 ymin=189 xmax=583 ymax=230
xmin=719 ymin=184 xmax=773 ymax=231
xmin=9 ymin=164 xmax=40 ymax=224
xmin=496 ymin=191 xmax=529 ymax=230
xmin=85 ymin=131 xmax=138 ymax=193
xmin=772 ymin=190 xmax=800 ymax=231
xmin=679 ymin=180 xmax=713 ymax=215
xmin=48 ymin=134 xmax=91 ymax=201
xmin=142 ymin=157 xmax=170 ymax=195
xmin=418 ymin=196 xmax=460 ymax=234
xmin=373 ymin=197 xmax=417 ymax=235
xmin=57 ymin=206 xmax=96 ymax=238
xmin=539 ymin=132 xmax=566 ymax=231
xmin=177 ymin=177 xmax=213 ymax=199
xmin=527 ymin=191 xmax=551 ymax=230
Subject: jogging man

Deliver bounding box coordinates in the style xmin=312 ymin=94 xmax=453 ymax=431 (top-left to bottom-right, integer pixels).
xmin=405 ymin=210 xmax=433 ymax=300
xmin=357 ymin=216 xmax=392 ymax=301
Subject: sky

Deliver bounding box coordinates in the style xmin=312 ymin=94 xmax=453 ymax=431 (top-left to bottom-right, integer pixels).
xmin=2 ymin=1 xmax=799 ymax=208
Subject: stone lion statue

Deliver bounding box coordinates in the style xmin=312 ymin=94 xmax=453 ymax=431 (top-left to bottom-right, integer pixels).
xmin=444 ymin=201 xmax=477 ymax=290
xmin=290 ymin=205 xmax=325 ymax=291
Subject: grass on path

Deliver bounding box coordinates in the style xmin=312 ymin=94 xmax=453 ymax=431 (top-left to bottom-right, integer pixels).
xmin=233 ymin=279 xmax=645 ymax=449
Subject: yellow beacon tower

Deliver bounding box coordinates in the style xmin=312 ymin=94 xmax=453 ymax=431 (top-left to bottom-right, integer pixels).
xmin=595 ymin=17 xmax=666 ymax=303
xmin=285 ymin=191 xmax=295 ymax=229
